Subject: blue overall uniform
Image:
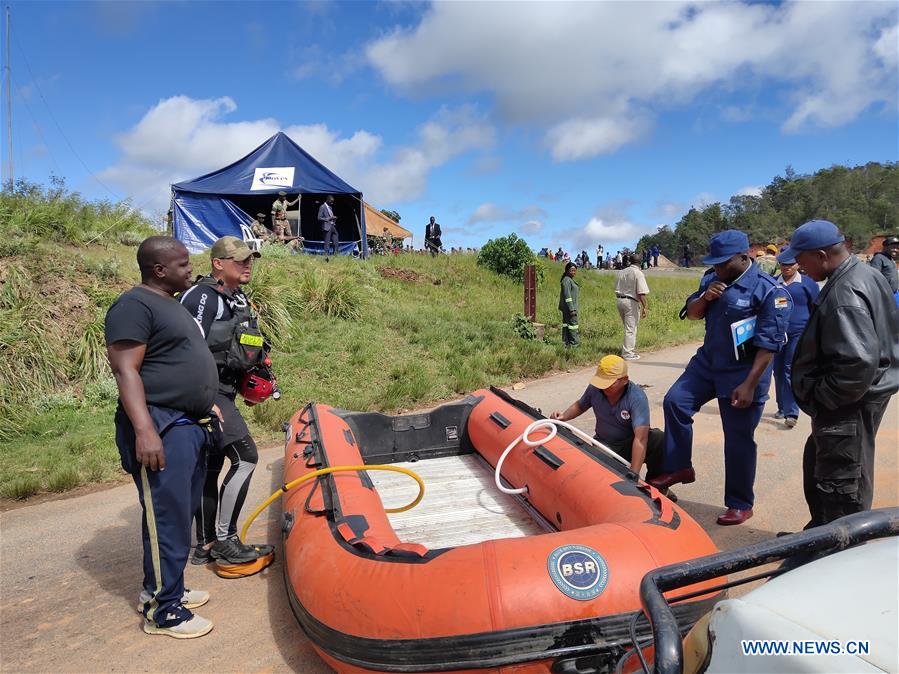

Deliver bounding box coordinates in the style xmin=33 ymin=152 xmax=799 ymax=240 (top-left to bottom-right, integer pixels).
xmin=662 ymin=263 xmax=791 ymax=510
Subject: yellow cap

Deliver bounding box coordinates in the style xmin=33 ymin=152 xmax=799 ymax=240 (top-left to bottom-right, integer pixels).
xmin=590 ymin=355 xmax=628 ymax=390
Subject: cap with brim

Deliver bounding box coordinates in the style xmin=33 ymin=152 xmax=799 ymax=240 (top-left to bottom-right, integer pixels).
xmin=210 ymin=236 xmax=261 ymax=261
xmin=701 ymin=230 xmax=750 ymax=265
xmin=766 ymin=244 xmax=779 ymax=255
xmin=777 ymin=247 xmax=797 ymax=265
xmin=590 ymin=355 xmax=628 ymax=390
xmin=256 ymin=213 xmax=266 ymax=218
xmin=777 ymin=220 xmax=844 ymax=264
xmin=278 ymin=191 xmax=286 ymax=196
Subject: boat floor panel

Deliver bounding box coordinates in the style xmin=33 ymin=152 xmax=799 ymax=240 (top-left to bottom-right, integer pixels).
xmin=368 ymin=454 xmax=548 ymax=549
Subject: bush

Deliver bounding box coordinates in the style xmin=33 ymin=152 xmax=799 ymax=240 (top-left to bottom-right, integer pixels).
xmin=477 ymin=233 xmax=543 ymax=283
xmin=511 ymin=313 xmax=537 ymax=340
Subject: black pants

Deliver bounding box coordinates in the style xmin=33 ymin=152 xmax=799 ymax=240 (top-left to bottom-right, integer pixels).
xmin=603 ymin=428 xmax=665 ymax=479
xmin=196 ymin=434 xmax=258 ymax=544
xmin=802 ymin=396 xmax=890 ymax=529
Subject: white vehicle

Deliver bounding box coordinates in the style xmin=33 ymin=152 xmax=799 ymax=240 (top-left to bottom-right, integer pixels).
xmin=621 ymin=508 xmax=898 ymax=674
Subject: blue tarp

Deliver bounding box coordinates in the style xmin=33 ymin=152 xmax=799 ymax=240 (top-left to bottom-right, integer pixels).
xmin=171 ymin=132 xmax=366 ymax=255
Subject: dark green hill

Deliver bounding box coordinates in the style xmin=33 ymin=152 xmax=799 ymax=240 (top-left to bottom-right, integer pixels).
xmin=637 ymin=162 xmax=899 ymax=260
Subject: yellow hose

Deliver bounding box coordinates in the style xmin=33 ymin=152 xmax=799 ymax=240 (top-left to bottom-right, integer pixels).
xmin=240 ymin=464 xmax=425 ymax=543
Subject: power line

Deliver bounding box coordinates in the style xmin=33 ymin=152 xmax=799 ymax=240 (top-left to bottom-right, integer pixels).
xmin=10 ymin=72 xmax=64 ymax=179
xmin=11 ymin=24 xmax=121 ymax=200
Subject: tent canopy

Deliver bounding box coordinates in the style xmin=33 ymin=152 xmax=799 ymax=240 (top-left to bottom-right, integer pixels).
xmin=364 ymin=202 xmax=412 ymax=239
xmin=171 ymin=132 xmax=365 ymax=255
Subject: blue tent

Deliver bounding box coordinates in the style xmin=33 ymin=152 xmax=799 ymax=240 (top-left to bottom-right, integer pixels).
xmin=171 ymin=132 xmax=366 ymax=256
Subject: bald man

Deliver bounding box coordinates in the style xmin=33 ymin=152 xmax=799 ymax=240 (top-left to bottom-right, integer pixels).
xmin=105 ymin=236 xmax=220 ymax=639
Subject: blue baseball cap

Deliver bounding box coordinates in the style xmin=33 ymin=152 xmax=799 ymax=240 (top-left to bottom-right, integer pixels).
xmin=777 ymin=246 xmax=797 ymax=265
xmin=701 ymin=230 xmax=750 ymax=265
xmin=777 ymin=220 xmax=844 ymax=263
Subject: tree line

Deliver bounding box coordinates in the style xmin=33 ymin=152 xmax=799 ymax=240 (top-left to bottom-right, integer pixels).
xmin=637 ymin=162 xmax=898 ymax=259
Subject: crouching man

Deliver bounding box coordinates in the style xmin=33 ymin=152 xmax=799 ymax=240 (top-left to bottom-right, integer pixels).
xmin=551 ymin=355 xmax=666 ymax=487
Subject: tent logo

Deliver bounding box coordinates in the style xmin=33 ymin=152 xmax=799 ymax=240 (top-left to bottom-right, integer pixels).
xmin=251 ymin=167 xmax=295 ymax=191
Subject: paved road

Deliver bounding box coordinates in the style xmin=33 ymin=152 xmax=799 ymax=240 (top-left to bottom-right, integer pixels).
xmin=1 ymin=341 xmax=896 ymax=673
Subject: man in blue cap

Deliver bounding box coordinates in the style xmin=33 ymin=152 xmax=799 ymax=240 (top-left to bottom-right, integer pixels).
xmin=780 ymin=220 xmax=898 ymax=528
xmin=648 ymin=230 xmax=791 ymax=525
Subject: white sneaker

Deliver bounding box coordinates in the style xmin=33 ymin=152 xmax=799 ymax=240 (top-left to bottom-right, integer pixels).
xmin=137 ymin=588 xmax=210 ymax=614
xmin=784 ymin=417 xmax=798 ymax=428
xmin=623 ymin=354 xmax=641 ymax=361
xmin=143 ymin=614 xmax=214 ymax=639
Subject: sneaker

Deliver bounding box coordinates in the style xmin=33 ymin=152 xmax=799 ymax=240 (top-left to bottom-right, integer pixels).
xmin=211 ymin=536 xmax=267 ymax=564
xmin=190 ymin=544 xmax=213 ymax=566
xmin=773 ymin=411 xmax=784 ymax=419
xmin=784 ymin=416 xmax=798 ymax=428
xmin=137 ymin=589 xmax=210 ymax=614
xmin=622 ymin=354 xmax=641 ymax=361
xmin=143 ymin=614 xmax=213 ymax=639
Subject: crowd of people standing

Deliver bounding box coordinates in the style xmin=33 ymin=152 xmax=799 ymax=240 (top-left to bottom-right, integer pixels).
xmin=554 ymin=221 xmax=898 ymax=529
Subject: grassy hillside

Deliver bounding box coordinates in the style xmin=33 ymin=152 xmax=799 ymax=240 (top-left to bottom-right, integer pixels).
xmin=0 ymin=243 xmax=703 ymax=500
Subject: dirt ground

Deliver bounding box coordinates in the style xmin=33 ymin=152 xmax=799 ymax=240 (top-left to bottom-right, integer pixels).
xmin=1 ymin=341 xmax=896 ymax=673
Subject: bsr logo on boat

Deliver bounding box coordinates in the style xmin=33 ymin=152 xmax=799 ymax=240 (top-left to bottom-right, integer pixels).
xmin=547 ymin=544 xmax=609 ymax=600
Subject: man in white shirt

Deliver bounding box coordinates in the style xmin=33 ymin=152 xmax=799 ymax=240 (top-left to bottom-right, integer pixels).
xmin=615 ymin=254 xmax=649 ymax=360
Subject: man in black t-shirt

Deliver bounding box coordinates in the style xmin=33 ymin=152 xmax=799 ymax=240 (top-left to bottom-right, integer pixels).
xmin=105 ymin=236 xmax=219 ymax=640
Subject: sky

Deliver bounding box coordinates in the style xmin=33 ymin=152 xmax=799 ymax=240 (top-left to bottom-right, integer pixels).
xmin=2 ymin=0 xmax=897 ymax=252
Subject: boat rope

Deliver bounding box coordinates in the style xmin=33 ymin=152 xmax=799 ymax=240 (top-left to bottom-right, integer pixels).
xmin=240 ymin=464 xmax=425 ymax=543
xmin=494 ymin=418 xmax=630 ymax=495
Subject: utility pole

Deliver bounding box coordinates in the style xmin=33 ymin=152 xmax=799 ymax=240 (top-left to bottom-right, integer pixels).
xmin=4 ymin=5 xmax=11 ymax=188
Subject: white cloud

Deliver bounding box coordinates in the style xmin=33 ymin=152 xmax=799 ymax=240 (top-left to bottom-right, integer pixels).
xmin=468 ymin=202 xmax=546 ymax=224
xmin=560 ymin=201 xmax=660 ymax=251
xmin=367 ymin=2 xmax=898 ymax=160
xmin=735 ymin=185 xmax=763 ymax=197
xmin=545 ymin=113 xmax=652 ymax=162
xmin=520 ymin=220 xmax=543 ymax=235
xmin=99 ymin=96 xmax=494 ymax=211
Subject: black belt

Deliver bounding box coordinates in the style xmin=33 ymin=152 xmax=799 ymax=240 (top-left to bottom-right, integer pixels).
xmin=616 ymin=294 xmax=637 ymax=301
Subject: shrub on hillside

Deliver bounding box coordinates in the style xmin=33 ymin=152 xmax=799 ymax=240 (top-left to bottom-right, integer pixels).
xmin=477 ymin=233 xmax=543 ymax=283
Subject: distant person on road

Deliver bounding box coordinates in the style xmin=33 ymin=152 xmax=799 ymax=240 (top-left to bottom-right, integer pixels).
xmin=682 ymin=243 xmax=693 ymax=268
xmin=781 ymin=220 xmax=899 ymax=528
xmin=651 ymin=244 xmax=660 ymax=267
xmin=596 ymin=244 xmax=604 ymax=268
xmin=558 ymin=262 xmax=580 ymax=348
xmin=649 ymin=230 xmax=792 ymax=527
xmin=318 ymin=195 xmax=339 ymax=258
xmin=869 ymin=235 xmax=898 ymax=305
xmin=551 ymin=355 xmax=667 ymax=486
xmin=615 ymin=254 xmax=649 ymax=361
xmin=179 ymin=237 xmax=274 ymax=568
xmin=105 ymin=236 xmax=219 ymax=639
xmin=771 ymin=250 xmax=819 ymax=428
xmin=425 ymin=216 xmax=442 ymax=256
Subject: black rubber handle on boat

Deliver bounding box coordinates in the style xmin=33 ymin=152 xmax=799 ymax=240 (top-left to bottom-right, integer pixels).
xmin=639 ymin=507 xmax=899 ymax=674
xmin=489 ymin=411 xmax=511 ymax=429
xmin=533 ymin=445 xmax=564 ymax=470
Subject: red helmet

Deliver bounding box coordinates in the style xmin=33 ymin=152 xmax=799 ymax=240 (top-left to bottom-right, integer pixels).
xmin=240 ymin=370 xmax=275 ymax=404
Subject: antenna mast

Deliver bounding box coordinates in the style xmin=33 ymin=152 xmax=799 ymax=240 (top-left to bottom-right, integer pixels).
xmin=4 ymin=5 xmax=11 ymax=187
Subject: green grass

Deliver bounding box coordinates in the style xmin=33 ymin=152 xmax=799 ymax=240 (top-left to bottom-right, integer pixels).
xmin=0 ymin=240 xmax=704 ymax=500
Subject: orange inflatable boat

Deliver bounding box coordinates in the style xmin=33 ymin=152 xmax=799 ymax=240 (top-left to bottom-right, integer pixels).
xmin=281 ymin=387 xmax=721 ymax=673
